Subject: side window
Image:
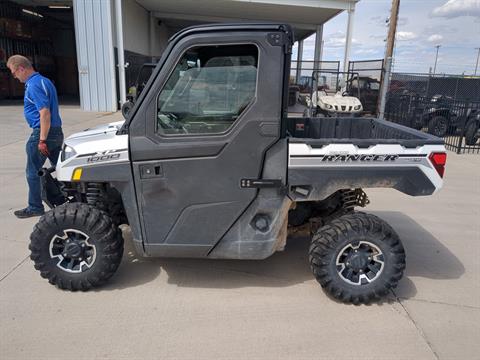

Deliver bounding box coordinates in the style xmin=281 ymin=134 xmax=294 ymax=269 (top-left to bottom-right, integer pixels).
xmin=156 ymin=44 xmax=258 ymax=135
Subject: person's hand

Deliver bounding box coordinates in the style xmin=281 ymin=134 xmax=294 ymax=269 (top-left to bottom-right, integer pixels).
xmin=38 ymin=140 xmax=49 ymax=156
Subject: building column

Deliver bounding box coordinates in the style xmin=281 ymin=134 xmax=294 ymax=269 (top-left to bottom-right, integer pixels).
xmin=343 ymin=6 xmax=355 ymax=73
xmin=149 ymin=12 xmax=156 ymax=59
xmin=314 ymin=24 xmax=323 ymax=70
xmin=115 ymin=0 xmax=126 ymax=105
xmin=295 ymin=40 xmax=303 ymax=84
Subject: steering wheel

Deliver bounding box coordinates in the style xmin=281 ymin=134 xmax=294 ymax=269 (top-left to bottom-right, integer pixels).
xmin=159 ymin=113 xmax=189 ymax=134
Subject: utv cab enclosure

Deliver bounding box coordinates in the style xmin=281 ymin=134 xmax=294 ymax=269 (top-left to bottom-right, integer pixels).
xmin=31 ymin=24 xmax=447 ymax=304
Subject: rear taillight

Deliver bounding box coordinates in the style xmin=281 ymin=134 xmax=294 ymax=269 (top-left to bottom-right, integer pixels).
xmin=429 ymin=152 xmax=447 ymax=178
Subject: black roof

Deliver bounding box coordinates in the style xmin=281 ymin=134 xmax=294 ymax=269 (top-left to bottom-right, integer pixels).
xmin=169 ymin=22 xmax=294 ymax=43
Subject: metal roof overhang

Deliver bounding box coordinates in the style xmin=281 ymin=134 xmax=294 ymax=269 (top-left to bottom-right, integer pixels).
xmin=136 ymin=0 xmax=357 ymax=41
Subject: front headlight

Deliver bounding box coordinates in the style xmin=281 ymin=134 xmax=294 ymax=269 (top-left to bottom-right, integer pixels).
xmin=61 ymin=145 xmax=77 ymax=162
xmin=325 ymin=104 xmax=333 ymax=109
xmin=354 ymin=105 xmax=362 ymax=110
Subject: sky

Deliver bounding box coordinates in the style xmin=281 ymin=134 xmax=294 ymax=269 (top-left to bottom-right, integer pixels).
xmin=292 ymin=0 xmax=480 ymax=75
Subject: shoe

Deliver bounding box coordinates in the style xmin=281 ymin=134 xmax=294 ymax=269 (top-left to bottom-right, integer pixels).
xmin=14 ymin=207 xmax=45 ymax=219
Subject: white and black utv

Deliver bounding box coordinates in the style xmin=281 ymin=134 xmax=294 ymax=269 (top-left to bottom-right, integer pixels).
xmin=305 ymin=71 xmax=363 ymax=117
xmin=31 ymin=24 xmax=447 ymax=304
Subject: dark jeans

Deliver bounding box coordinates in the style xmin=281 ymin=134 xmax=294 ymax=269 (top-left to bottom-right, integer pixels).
xmin=26 ymin=127 xmax=64 ymax=212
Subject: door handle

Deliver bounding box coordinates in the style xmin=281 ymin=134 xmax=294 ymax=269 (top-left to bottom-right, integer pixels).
xmin=140 ymin=164 xmax=163 ymax=179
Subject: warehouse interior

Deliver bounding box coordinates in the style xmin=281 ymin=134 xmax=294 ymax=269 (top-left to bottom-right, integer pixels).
xmin=0 ymin=0 xmax=78 ymax=102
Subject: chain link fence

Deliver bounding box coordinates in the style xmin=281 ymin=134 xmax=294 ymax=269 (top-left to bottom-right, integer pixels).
xmin=387 ymin=73 xmax=480 ymax=100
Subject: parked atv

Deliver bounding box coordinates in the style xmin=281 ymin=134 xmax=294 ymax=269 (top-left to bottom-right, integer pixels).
xmin=423 ymin=95 xmax=461 ymax=138
xmin=464 ymin=110 xmax=480 ymax=146
xmin=305 ymin=71 xmax=363 ymax=117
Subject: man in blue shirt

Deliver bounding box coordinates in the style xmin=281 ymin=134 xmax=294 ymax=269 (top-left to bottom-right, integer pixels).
xmin=7 ymin=55 xmax=64 ymax=218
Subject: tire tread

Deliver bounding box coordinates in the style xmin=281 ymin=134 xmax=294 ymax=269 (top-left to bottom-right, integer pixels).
xmin=309 ymin=212 xmax=405 ymax=304
xmin=30 ymin=203 xmax=124 ymax=291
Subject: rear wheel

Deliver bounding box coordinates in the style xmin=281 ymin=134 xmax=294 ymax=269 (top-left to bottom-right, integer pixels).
xmin=30 ymin=203 xmax=124 ymax=291
xmin=428 ymin=116 xmax=448 ymax=137
xmin=309 ymin=212 xmax=405 ymax=304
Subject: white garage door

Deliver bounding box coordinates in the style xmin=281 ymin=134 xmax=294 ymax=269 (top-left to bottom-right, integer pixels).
xmin=73 ymin=0 xmax=117 ymax=112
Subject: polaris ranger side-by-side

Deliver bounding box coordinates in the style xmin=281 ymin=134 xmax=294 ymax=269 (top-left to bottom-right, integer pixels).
xmin=30 ymin=24 xmax=447 ymax=304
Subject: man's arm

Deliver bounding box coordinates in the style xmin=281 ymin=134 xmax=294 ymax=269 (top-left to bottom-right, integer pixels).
xmin=38 ymin=107 xmax=51 ymax=156
xmin=39 ymin=107 xmax=51 ymax=141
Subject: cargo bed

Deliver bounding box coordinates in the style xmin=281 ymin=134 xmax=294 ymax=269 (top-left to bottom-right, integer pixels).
xmin=286 ymin=117 xmax=446 ymax=201
xmin=287 ymin=117 xmax=443 ymax=147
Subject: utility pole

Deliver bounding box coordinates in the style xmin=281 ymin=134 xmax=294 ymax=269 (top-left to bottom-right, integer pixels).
xmin=379 ymin=0 xmax=400 ymax=119
xmin=385 ymin=0 xmax=400 ymax=60
xmin=475 ymin=47 xmax=480 ymax=76
xmin=433 ymin=45 xmax=441 ymax=75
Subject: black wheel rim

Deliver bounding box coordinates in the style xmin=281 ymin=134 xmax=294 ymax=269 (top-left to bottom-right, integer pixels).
xmin=336 ymin=241 xmax=384 ymax=286
xmin=49 ymin=229 xmax=97 ymax=273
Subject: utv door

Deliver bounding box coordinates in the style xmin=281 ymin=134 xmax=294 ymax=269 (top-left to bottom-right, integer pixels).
xmin=128 ymin=26 xmax=290 ymax=257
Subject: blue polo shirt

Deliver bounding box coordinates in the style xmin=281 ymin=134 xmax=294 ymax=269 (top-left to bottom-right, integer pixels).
xmin=24 ymin=72 xmax=62 ymax=129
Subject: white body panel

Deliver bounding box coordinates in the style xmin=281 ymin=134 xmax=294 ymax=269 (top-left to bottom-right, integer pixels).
xmin=56 ymin=121 xmax=129 ymax=181
xmin=288 ymin=142 xmax=445 ymax=193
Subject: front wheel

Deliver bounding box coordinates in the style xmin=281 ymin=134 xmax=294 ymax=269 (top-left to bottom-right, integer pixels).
xmin=309 ymin=212 xmax=405 ymax=304
xmin=29 ymin=203 xmax=124 ymax=291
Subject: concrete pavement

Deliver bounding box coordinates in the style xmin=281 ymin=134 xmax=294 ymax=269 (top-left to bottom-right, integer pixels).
xmin=0 ymin=104 xmax=479 ymax=359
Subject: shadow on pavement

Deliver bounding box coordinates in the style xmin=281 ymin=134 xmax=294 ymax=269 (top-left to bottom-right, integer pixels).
xmin=103 ymin=211 xmax=464 ymax=300
xmin=371 ymin=211 xmax=465 ymax=300
xmin=104 ymin=226 xmax=313 ymax=291
xmin=159 ymin=232 xmax=313 ymax=289
xmin=373 ymin=211 xmax=465 ymax=279
xmin=101 ymin=226 xmax=162 ymax=291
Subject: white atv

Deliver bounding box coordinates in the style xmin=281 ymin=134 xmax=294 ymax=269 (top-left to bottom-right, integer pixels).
xmin=305 ymin=71 xmax=363 ymax=117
